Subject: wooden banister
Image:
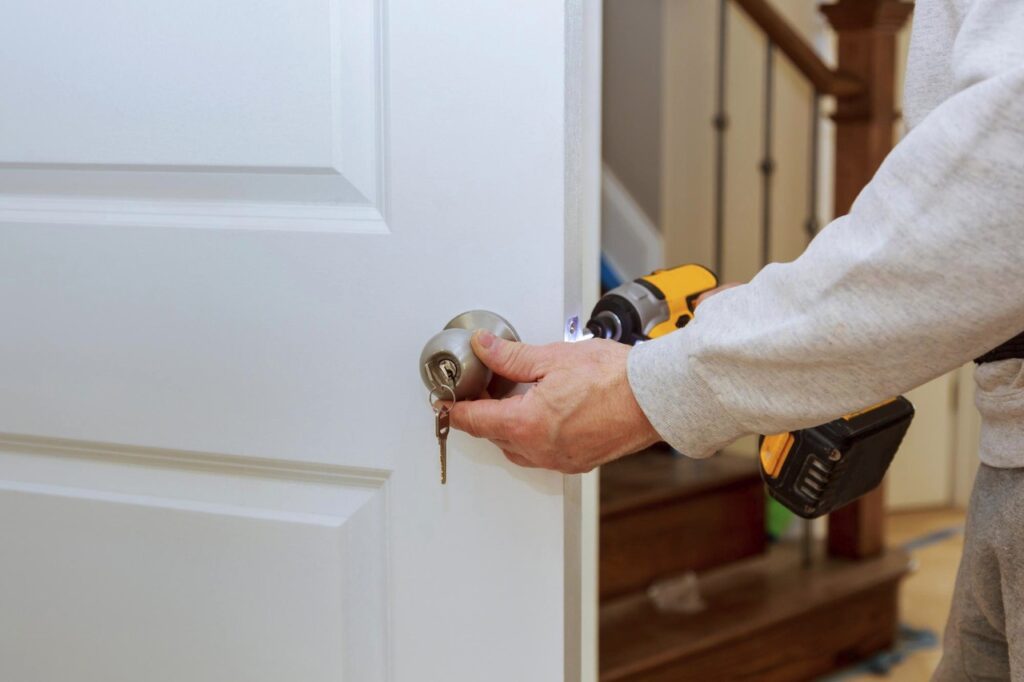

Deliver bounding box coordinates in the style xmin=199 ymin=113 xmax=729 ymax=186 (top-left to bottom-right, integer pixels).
xmin=729 ymin=0 xmax=913 ymax=559
xmin=731 ymin=0 xmax=864 ymax=98
xmin=822 ymin=0 xmax=913 ymax=560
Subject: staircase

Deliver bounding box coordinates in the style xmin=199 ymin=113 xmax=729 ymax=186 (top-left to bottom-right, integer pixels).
xmin=599 ymin=449 xmax=911 ymax=681
xmin=601 ymin=449 xmax=766 ymax=600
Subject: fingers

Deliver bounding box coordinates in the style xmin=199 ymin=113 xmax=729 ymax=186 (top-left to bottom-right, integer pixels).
xmin=452 ymin=413 xmax=540 ymax=466
xmin=449 ymin=394 xmax=523 ymax=441
xmin=470 ymin=330 xmax=560 ymax=383
xmin=488 ymin=438 xmax=537 ymax=468
xmin=500 ymin=449 xmax=535 ymax=468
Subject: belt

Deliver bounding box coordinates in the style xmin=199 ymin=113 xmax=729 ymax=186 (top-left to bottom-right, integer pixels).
xmin=976 ymin=331 xmax=1024 ymax=364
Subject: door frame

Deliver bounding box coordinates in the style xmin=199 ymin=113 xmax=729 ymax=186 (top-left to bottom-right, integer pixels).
xmin=564 ymin=2 xmax=602 ymax=680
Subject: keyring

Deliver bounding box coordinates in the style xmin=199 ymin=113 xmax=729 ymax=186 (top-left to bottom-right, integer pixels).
xmin=428 ymin=383 xmax=456 ymax=412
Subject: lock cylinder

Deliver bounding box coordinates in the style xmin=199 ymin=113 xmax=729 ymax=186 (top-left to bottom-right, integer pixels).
xmin=420 ymin=328 xmax=488 ymax=400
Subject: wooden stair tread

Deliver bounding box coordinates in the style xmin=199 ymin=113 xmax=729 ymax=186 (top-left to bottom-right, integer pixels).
xmin=600 ymin=545 xmax=911 ymax=681
xmin=601 ymin=450 xmax=761 ymax=518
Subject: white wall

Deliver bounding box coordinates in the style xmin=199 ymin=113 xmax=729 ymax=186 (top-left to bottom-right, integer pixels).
xmin=602 ymin=0 xmax=664 ymax=226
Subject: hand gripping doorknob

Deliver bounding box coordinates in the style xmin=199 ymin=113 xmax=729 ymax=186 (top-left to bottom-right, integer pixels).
xmin=420 ymin=310 xmax=520 ymax=486
xmin=419 ymin=310 xmax=520 ymax=401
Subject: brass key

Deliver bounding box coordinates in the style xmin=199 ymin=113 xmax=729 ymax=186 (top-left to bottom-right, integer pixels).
xmin=435 ymin=405 xmax=450 ymax=484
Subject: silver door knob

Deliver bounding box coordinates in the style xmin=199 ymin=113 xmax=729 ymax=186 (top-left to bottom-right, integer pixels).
xmin=420 ymin=310 xmax=520 ymax=401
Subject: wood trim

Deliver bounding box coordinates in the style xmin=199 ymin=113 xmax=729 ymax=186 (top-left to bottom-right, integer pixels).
xmin=730 ymin=0 xmax=864 ymax=98
xmin=822 ymin=0 xmax=913 ymax=559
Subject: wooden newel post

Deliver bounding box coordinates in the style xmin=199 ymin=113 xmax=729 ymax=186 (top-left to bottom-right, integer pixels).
xmin=820 ymin=0 xmax=912 ymax=560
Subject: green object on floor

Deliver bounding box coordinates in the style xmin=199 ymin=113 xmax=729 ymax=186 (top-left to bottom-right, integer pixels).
xmin=766 ymin=497 xmax=795 ymax=540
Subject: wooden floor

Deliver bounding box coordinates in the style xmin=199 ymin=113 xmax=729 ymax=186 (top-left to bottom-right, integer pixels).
xmin=845 ymin=508 xmax=966 ymax=681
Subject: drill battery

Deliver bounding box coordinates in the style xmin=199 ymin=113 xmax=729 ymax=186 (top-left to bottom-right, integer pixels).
xmin=759 ymin=397 xmax=915 ymax=518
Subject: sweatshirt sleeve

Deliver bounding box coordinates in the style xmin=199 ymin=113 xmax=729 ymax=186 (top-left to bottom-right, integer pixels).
xmin=627 ymin=1 xmax=1024 ymax=459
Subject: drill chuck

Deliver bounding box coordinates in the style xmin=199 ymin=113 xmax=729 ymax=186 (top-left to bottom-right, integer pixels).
xmin=586 ymin=280 xmax=673 ymax=345
xmin=586 ymin=311 xmax=623 ymax=341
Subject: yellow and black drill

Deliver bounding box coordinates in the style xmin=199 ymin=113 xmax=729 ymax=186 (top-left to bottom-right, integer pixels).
xmin=586 ymin=263 xmax=914 ymax=518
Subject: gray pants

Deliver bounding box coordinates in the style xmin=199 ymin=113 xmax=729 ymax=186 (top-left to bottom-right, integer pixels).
xmin=935 ymin=464 xmax=1024 ymax=681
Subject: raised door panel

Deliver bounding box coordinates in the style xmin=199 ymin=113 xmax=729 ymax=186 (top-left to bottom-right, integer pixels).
xmin=0 ymin=0 xmax=385 ymax=230
xmin=0 ymin=436 xmax=388 ymax=682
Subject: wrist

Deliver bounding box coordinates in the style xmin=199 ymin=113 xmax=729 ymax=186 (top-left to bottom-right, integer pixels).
xmin=627 ymin=335 xmax=746 ymax=458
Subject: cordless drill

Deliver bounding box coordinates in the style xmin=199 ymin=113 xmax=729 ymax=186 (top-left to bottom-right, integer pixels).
xmin=587 ymin=263 xmax=914 ymax=518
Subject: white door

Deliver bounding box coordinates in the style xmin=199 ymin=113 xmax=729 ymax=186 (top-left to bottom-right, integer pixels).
xmin=0 ymin=2 xmax=599 ymax=680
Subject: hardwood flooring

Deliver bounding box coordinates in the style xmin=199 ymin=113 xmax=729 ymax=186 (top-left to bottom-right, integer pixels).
xmin=845 ymin=508 xmax=966 ymax=681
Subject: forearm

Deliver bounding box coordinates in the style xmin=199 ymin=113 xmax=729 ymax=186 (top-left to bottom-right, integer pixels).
xmin=629 ymin=61 xmax=1024 ymax=458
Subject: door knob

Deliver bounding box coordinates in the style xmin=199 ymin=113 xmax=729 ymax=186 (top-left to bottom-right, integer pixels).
xmin=419 ymin=310 xmax=520 ymax=401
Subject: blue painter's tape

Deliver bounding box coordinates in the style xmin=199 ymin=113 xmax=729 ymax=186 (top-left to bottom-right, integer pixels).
xmin=600 ymin=254 xmax=623 ymax=292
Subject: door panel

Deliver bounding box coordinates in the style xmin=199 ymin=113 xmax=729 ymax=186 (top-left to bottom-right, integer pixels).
xmin=0 ymin=1 xmax=592 ymax=679
xmin=1 ymin=0 xmax=384 ymax=228
xmin=0 ymin=434 xmax=387 ymax=681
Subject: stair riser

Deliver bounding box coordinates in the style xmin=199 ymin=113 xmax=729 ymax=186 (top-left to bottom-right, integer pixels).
xmin=602 ymin=581 xmax=900 ymax=682
xmin=600 ymin=479 xmax=766 ymax=600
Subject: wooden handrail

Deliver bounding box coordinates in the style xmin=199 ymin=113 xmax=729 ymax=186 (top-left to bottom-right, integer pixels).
xmin=730 ymin=0 xmax=865 ymax=98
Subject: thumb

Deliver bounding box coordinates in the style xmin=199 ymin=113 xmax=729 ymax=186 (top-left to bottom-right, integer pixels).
xmin=471 ymin=330 xmax=550 ymax=383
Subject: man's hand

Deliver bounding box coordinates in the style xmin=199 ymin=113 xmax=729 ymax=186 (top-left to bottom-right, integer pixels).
xmin=447 ymin=330 xmax=661 ymax=473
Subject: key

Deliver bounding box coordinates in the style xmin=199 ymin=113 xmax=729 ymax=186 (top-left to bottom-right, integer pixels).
xmin=435 ymin=405 xmax=450 ymax=485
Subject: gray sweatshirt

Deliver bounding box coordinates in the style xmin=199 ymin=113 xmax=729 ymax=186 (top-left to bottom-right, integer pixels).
xmin=627 ymin=0 xmax=1024 ymax=468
